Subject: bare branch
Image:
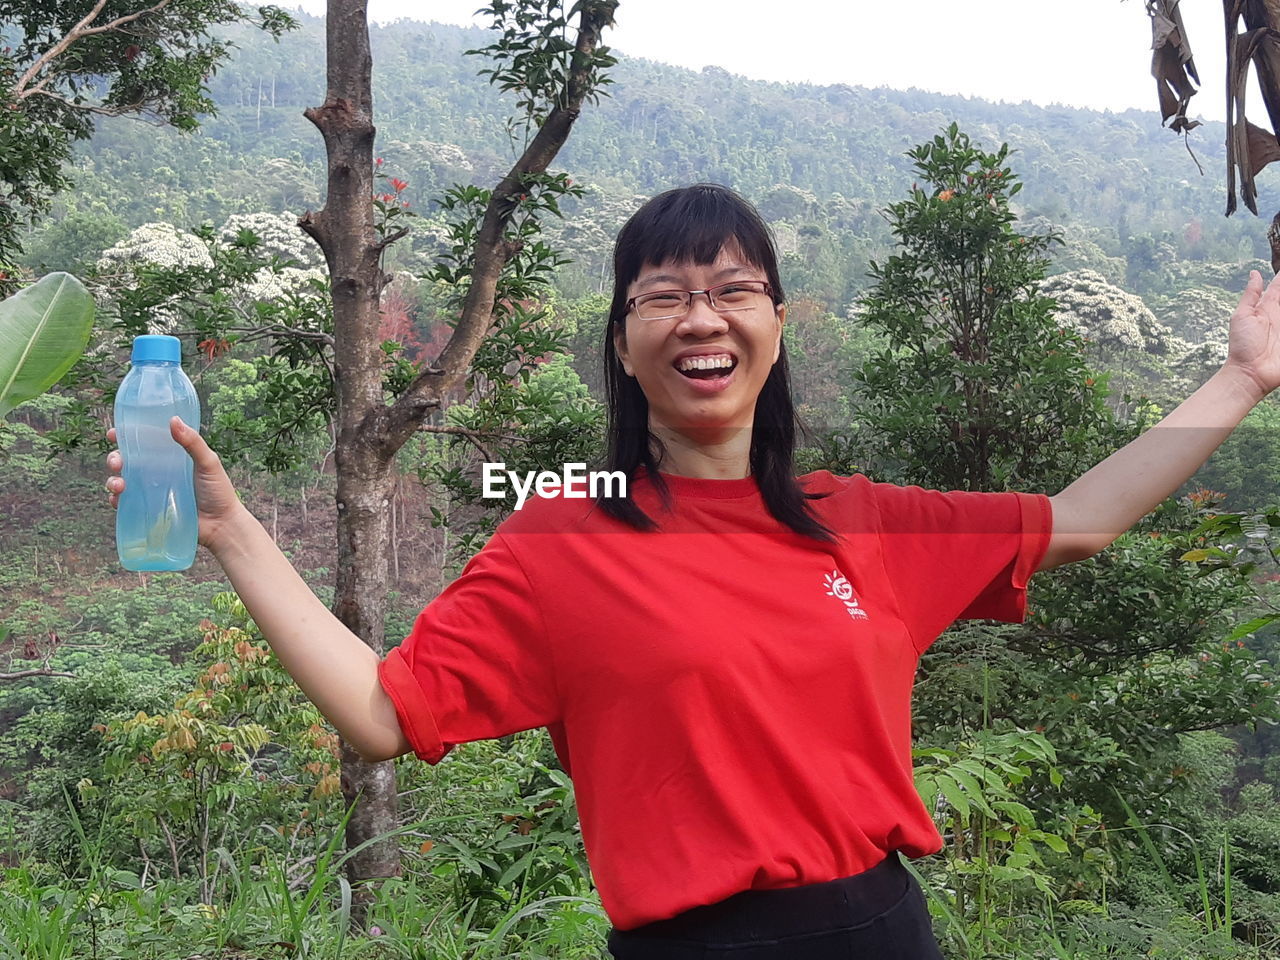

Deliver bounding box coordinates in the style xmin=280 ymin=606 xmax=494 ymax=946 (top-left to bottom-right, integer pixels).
xmin=383 ymin=0 xmax=617 ymax=453
xmin=15 ymin=0 xmax=174 ymax=100
xmin=0 ymin=668 xmax=76 ymax=681
xmin=168 ymin=326 xmax=334 ymax=348
xmin=373 ymin=226 xmax=410 ymax=255
xmin=21 ymin=88 xmax=163 ymax=123
xmin=416 ymin=422 xmax=531 ymax=447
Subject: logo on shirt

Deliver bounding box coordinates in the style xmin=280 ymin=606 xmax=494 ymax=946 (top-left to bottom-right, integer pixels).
xmin=824 ymin=569 xmax=869 ymax=620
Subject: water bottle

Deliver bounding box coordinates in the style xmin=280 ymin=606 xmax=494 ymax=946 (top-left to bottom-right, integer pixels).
xmin=115 ymin=335 xmax=200 ymax=571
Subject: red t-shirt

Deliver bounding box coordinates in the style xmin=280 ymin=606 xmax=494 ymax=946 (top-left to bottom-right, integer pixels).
xmin=378 ymin=469 xmax=1053 ymax=930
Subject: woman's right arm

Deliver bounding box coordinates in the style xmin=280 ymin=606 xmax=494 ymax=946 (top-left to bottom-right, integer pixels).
xmin=107 ymin=417 xmax=411 ymax=763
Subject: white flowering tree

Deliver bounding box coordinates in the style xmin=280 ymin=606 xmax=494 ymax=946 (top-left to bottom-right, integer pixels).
xmin=218 ymin=212 xmax=323 ymax=267
xmin=219 ymin=212 xmax=327 ymax=301
xmin=1149 ymin=285 xmax=1237 ymax=344
xmin=1041 ymin=269 xmax=1186 ymax=411
xmin=94 ymin=223 xmax=217 ymax=336
xmin=97 ymin=222 xmax=215 ymax=274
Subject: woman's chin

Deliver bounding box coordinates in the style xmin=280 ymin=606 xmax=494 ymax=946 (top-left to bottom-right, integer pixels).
xmin=651 ymin=414 xmax=755 ymax=445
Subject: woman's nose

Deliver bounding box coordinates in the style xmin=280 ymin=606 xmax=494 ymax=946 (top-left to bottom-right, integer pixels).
xmin=676 ymin=293 xmax=729 ymax=334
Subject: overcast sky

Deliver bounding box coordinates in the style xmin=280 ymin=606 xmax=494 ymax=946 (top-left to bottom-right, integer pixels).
xmin=285 ymin=1 xmax=1245 ymax=123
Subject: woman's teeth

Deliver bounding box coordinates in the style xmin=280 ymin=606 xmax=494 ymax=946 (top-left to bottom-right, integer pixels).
xmin=676 ymin=356 xmax=735 ymax=373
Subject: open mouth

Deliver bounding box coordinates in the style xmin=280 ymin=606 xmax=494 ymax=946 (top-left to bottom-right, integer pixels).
xmin=674 ymin=355 xmax=737 ymax=380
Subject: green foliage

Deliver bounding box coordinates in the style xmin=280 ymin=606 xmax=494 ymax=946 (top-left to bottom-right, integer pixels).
xmin=78 ymin=594 xmax=343 ymax=904
xmin=842 ymin=125 xmax=1280 ymax=956
xmin=0 ymin=272 xmax=94 ymax=419
xmin=914 ymin=728 xmax=1101 ymax=957
xmin=852 ymin=124 xmax=1117 ymax=492
xmin=19 ymin=203 xmax=126 ymax=275
xmin=0 ymin=394 xmax=66 ymax=486
xmin=1194 ymin=398 xmax=1280 ymax=512
xmin=0 ymin=0 xmax=296 ymax=282
xmin=469 ymin=0 xmax=616 ymax=139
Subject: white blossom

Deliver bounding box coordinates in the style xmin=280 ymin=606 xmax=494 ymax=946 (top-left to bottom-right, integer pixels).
xmin=219 ymin=211 xmax=323 ymax=268
xmin=97 ymin=222 xmax=213 ymax=272
xmin=241 ymin=266 xmax=328 ymax=302
xmin=1040 ymin=270 xmax=1173 ymax=354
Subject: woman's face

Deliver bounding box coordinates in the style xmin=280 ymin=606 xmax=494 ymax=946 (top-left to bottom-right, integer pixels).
xmin=613 ymin=245 xmax=785 ymax=441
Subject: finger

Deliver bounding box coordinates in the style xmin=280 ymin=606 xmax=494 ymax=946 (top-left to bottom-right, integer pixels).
xmin=105 ymin=476 xmax=123 ymax=495
xmin=169 ymin=417 xmax=212 ymax=464
xmin=1240 ymin=270 xmax=1265 ymax=309
xmin=1236 ymin=271 xmax=1265 ymax=316
xmin=1265 ymin=270 xmax=1280 ymax=306
xmin=107 ymin=450 xmax=122 ymax=475
xmin=107 ymin=427 xmax=116 ymax=444
xmin=170 ymin=419 xmax=222 ymax=476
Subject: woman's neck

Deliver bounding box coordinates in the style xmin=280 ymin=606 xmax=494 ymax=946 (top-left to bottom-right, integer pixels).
xmin=649 ymin=423 xmax=752 ymax=479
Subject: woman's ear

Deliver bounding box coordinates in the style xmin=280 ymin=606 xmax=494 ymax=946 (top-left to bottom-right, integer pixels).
xmin=772 ymin=303 xmax=786 ymax=364
xmin=612 ymin=322 xmax=634 ymax=377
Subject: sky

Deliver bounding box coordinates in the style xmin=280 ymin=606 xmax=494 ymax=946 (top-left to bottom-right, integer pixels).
xmin=285 ymin=0 xmax=1247 ymax=123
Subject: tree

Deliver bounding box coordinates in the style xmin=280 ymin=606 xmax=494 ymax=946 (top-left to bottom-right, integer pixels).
xmin=0 ymin=0 xmax=296 ymax=290
xmin=1039 ymin=269 xmax=1184 ymax=412
xmin=58 ymin=0 xmax=616 ymax=921
xmin=292 ymin=0 xmax=615 ymax=918
xmin=850 ymin=124 xmax=1116 ymax=493
xmin=831 ymin=127 xmax=1280 ymax=948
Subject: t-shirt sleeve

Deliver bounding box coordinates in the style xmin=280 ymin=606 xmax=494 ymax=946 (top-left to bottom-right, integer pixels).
xmin=377 ymin=532 xmax=558 ymax=763
xmin=872 ymin=483 xmax=1053 ymax=653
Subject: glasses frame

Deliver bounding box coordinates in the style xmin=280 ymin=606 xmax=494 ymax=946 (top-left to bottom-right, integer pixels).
xmin=625 ymin=279 xmax=774 ymax=321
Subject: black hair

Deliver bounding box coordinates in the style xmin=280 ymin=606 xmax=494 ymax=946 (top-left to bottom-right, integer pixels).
xmin=598 ymin=183 xmax=835 ymax=541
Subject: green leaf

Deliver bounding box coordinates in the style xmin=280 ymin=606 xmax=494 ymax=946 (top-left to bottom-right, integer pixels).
xmin=937 ymin=774 xmax=971 ymax=824
xmin=0 ymin=273 xmax=95 ymax=418
xmin=1223 ymin=614 xmax=1280 ymax=645
xmin=992 ymin=800 xmax=1036 ymax=829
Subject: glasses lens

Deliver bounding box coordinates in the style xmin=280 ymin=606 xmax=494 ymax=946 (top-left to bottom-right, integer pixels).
xmin=712 ymin=281 xmax=768 ymax=309
xmin=635 ymin=292 xmax=687 ymax=319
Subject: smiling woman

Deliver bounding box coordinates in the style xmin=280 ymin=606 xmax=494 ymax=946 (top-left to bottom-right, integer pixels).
xmin=375 ymin=184 xmax=1280 ymax=958
xmin=613 ymin=252 xmax=782 ymax=450
xmin=597 ymin=185 xmax=833 ymax=539
xmin=106 ymin=178 xmax=1280 ymax=959
xmin=377 ymin=184 xmax=1054 ymax=959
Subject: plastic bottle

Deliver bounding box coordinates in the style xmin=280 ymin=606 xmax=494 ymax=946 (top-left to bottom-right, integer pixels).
xmin=114 ymin=335 xmax=201 ymax=571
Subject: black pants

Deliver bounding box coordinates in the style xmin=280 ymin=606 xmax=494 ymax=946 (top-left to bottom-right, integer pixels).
xmin=606 ymin=853 xmax=945 ymax=959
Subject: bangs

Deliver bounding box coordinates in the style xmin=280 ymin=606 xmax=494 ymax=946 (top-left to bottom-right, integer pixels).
xmin=610 ymin=185 xmax=783 ymax=318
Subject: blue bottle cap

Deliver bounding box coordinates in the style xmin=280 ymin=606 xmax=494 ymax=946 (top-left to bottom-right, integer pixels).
xmin=131 ymin=335 xmax=182 ymax=363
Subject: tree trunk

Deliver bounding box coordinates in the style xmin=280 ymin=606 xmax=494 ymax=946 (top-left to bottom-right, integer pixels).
xmin=299 ymin=0 xmax=399 ymax=925
xmin=296 ymin=0 xmax=617 ymax=928
xmin=390 ymin=478 xmax=399 ymax=583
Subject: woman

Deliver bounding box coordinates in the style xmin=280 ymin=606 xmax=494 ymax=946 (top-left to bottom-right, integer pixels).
xmin=106 ymin=184 xmax=1280 ymax=958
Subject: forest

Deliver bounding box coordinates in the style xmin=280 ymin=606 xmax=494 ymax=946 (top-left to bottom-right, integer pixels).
xmin=5 ymin=2 xmax=1280 ymax=958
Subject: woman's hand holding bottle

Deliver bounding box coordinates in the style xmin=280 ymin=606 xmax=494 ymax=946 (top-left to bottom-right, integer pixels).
xmin=106 ymin=416 xmax=248 ymax=555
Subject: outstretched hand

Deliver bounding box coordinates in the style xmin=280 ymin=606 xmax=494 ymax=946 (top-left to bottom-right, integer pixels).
xmin=106 ymin=417 xmax=245 ymax=552
xmin=1226 ymin=269 xmax=1280 ymax=401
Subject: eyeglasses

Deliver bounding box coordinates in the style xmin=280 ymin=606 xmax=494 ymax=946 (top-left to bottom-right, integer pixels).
xmin=625 ymin=280 xmax=773 ymax=321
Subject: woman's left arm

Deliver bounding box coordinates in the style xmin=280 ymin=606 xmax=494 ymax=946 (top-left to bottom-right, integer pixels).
xmin=1041 ymin=269 xmax=1280 ymax=571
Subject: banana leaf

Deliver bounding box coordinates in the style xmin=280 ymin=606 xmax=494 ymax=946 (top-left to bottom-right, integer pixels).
xmin=0 ymin=272 xmax=95 ymax=418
